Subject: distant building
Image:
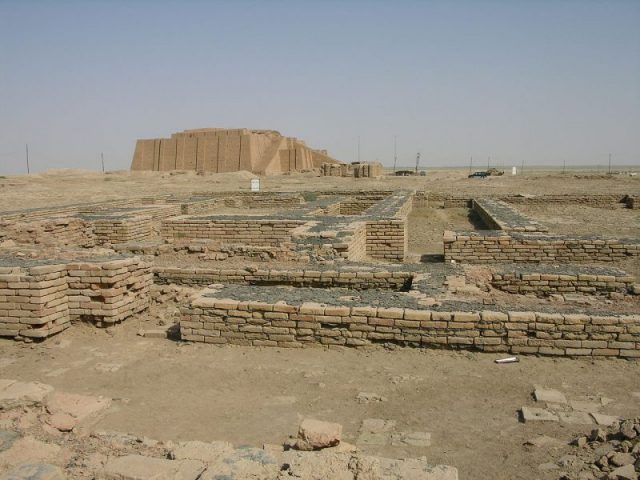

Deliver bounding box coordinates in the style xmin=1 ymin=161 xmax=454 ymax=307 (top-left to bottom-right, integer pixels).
xmin=131 ymin=128 xmax=342 ymax=175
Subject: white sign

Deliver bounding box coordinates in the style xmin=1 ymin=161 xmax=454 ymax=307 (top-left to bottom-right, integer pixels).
xmin=512 ymin=167 xmax=517 ymax=175
xmin=250 ymin=178 xmax=260 ymax=192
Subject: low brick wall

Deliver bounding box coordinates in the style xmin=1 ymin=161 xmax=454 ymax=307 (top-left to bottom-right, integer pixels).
xmin=161 ymin=217 xmax=305 ymax=246
xmin=412 ymin=193 xmax=628 ymax=209
xmin=444 ymin=231 xmax=640 ymax=263
xmin=0 ymin=218 xmax=93 ymax=247
xmin=365 ymin=193 xmax=412 ymax=262
xmin=0 ymin=256 xmax=151 ymax=340
xmin=492 ymin=271 xmax=635 ymax=296
xmin=180 ymin=198 xmax=221 ymax=215
xmin=472 ymin=199 xmax=548 ymax=232
xmin=0 ymin=264 xmax=70 ymax=339
xmin=67 ymin=258 xmax=152 ymax=325
xmin=338 ymin=195 xmax=387 ymax=215
xmin=221 ymin=193 xmax=304 ymax=209
xmin=180 ymin=296 xmax=640 ymax=358
xmin=366 ymin=220 xmax=407 ymax=261
xmin=154 ymin=266 xmax=412 ymax=290
xmin=91 ymin=216 xmax=153 ymax=244
xmin=502 ymin=194 xmax=627 ymax=208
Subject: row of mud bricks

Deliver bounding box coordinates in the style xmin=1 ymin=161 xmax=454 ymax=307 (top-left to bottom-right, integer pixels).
xmin=161 ymin=219 xmax=304 ymax=247
xmin=0 ymin=257 xmax=151 ymax=340
xmin=180 ymin=298 xmax=640 ymax=358
xmin=444 ymin=232 xmax=639 ymax=263
xmin=153 ymin=267 xmax=412 ymax=290
xmin=491 ymin=272 xmax=636 ymax=296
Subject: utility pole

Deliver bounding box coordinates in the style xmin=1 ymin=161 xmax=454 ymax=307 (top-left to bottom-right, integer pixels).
xmin=25 ymin=144 xmax=30 ymax=174
xmin=562 ymin=159 xmax=566 ymax=174
xmin=608 ymin=153 xmax=612 ymax=175
xmin=469 ymin=156 xmax=473 ymax=175
xmin=415 ymin=152 xmax=420 ymax=175
xmin=487 ymin=156 xmax=490 ymax=170
xmin=393 ymin=136 xmax=397 ymax=173
xmin=357 ymin=136 xmax=361 ymax=163
xmin=521 ymin=158 xmax=524 ymax=176
xmin=101 ymin=152 xmax=105 ymax=173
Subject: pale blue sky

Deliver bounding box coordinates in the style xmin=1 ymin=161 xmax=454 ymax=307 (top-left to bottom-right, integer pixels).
xmin=1 ymin=0 xmax=639 ymax=174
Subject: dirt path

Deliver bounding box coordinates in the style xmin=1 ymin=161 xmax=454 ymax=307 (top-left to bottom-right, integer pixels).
xmin=1 ymin=322 xmax=638 ymax=480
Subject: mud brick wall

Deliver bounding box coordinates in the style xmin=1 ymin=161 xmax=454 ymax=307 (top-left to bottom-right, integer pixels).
xmin=492 ymin=272 xmax=635 ymax=296
xmin=413 ymin=192 xmax=470 ymax=208
xmin=140 ymin=204 xmax=182 ymax=219
xmin=366 ymin=220 xmax=407 ymax=261
xmin=472 ymin=199 xmax=548 ymax=232
xmin=345 ymin=222 xmax=368 ymax=261
xmin=321 ymin=162 xmax=383 ymax=177
xmin=0 ymin=218 xmax=93 ymax=247
xmin=0 ymin=256 xmax=152 ymax=340
xmin=221 ymin=193 xmax=304 ymax=209
xmin=66 ymin=257 xmax=152 ymax=325
xmin=413 ymin=193 xmax=628 ymax=209
xmin=161 ymin=217 xmax=305 ymax=246
xmin=0 ymin=264 xmax=70 ymax=340
xmin=180 ymin=297 xmax=640 ymax=358
xmin=154 ymin=266 xmax=411 ymax=290
xmin=365 ymin=194 xmax=412 ymax=261
xmin=443 ymin=231 xmax=640 ymax=263
xmin=181 ymin=199 xmax=221 ymax=215
xmin=92 ymin=216 xmax=153 ymax=244
xmin=338 ymin=195 xmax=387 ymax=215
xmin=500 ymin=194 xmax=627 ymax=208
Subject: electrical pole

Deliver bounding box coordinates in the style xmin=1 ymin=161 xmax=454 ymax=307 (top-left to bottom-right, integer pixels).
xmin=521 ymin=158 xmax=524 ymax=176
xmin=357 ymin=136 xmax=360 ymax=163
xmin=415 ymin=152 xmax=420 ymax=174
xmin=608 ymin=153 xmax=612 ymax=175
xmin=101 ymin=152 xmax=105 ymax=173
xmin=563 ymin=159 xmax=566 ymax=174
xmin=469 ymin=156 xmax=473 ymax=175
xmin=25 ymin=144 xmax=30 ymax=174
xmin=393 ymin=136 xmax=397 ymax=173
xmin=487 ymin=156 xmax=490 ymax=170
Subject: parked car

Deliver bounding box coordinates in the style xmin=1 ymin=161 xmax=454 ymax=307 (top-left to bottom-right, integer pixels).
xmin=468 ymin=171 xmax=489 ymax=178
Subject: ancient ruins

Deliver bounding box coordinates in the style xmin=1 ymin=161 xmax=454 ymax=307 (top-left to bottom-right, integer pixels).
xmin=131 ymin=128 xmax=343 ymax=174
xmin=0 ymin=170 xmax=638 ymax=479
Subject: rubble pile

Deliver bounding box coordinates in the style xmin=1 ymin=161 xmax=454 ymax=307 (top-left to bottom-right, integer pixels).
xmin=563 ymin=418 xmax=640 ymax=480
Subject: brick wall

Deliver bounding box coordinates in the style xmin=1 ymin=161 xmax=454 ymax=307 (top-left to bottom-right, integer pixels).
xmin=444 ymin=231 xmax=640 ymax=263
xmin=0 ymin=218 xmax=94 ymax=247
xmin=161 ymin=217 xmax=305 ymax=246
xmin=0 ymin=256 xmax=151 ymax=340
xmin=365 ymin=195 xmax=412 ymax=262
xmin=366 ymin=220 xmax=407 ymax=261
xmin=472 ymin=199 xmax=548 ymax=232
xmin=492 ymin=271 xmax=635 ymax=296
xmin=154 ymin=266 xmax=412 ymax=290
xmin=66 ymin=258 xmax=152 ymax=326
xmin=412 ymin=193 xmax=628 ymax=209
xmin=0 ymin=264 xmax=70 ymax=340
xmin=180 ymin=296 xmax=640 ymax=358
xmin=92 ymin=216 xmax=153 ymax=244
xmin=338 ymin=195 xmax=386 ymax=215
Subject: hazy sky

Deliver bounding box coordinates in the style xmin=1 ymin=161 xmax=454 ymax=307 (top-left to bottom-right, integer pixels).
xmin=1 ymin=0 xmax=639 ymax=174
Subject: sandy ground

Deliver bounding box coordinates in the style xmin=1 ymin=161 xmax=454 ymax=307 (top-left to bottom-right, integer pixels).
xmin=0 ymin=168 xmax=638 ymax=213
xmin=0 ymin=319 xmax=638 ymax=480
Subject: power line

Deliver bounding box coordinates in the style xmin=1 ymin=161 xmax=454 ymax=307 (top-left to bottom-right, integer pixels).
xmin=393 ymin=136 xmax=397 ymax=173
